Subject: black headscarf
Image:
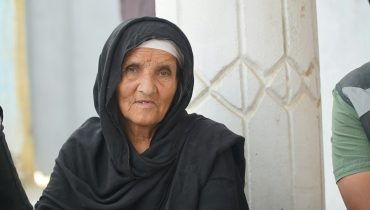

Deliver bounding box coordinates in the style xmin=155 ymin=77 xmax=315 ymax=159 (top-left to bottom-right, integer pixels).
xmin=36 ymin=17 xmax=248 ymax=210
xmin=93 ymin=16 xmax=194 ymax=175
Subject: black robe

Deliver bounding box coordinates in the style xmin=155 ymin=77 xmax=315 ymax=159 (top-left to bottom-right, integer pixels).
xmin=34 ymin=16 xmax=249 ymax=210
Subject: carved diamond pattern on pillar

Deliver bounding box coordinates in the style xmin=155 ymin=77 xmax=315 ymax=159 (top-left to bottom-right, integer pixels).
xmin=157 ymin=0 xmax=323 ymax=208
xmin=191 ymin=71 xmax=208 ymax=102
xmin=213 ymin=61 xmax=243 ymax=109
xmin=242 ymin=62 xmax=263 ymax=111
xmin=268 ymin=62 xmax=302 ymax=105
xmin=302 ymin=61 xmax=320 ymax=100
xmin=189 ymin=95 xmax=243 ymax=136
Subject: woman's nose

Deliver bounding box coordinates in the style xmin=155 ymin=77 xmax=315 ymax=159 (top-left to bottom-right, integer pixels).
xmin=137 ymin=74 xmax=157 ymax=95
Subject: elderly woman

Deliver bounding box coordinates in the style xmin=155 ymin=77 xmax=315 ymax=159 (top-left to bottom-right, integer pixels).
xmin=34 ymin=17 xmax=248 ymax=209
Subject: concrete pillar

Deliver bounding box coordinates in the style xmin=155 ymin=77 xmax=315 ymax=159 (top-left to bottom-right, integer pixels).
xmin=157 ymin=0 xmax=323 ymax=209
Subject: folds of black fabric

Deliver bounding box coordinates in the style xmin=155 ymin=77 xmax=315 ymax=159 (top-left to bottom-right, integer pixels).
xmin=0 ymin=106 xmax=33 ymax=210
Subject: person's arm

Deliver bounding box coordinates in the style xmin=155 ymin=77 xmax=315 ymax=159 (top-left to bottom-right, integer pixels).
xmin=332 ymin=90 xmax=370 ymax=209
xmin=198 ymin=149 xmax=249 ymax=210
xmin=337 ymin=172 xmax=370 ymax=210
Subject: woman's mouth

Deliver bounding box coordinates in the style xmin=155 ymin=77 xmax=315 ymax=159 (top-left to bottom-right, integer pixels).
xmin=135 ymin=100 xmax=156 ymax=108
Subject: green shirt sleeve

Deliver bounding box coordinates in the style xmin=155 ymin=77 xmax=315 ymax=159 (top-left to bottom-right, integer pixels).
xmin=332 ymin=89 xmax=370 ymax=182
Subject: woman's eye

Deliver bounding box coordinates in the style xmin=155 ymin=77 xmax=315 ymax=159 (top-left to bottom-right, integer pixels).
xmin=122 ymin=65 xmax=140 ymax=79
xmin=123 ymin=66 xmax=140 ymax=77
xmin=126 ymin=66 xmax=138 ymax=73
xmin=159 ymin=69 xmax=171 ymax=76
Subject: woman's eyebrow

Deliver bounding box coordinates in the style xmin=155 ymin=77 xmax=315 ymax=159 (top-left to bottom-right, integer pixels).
xmin=157 ymin=64 xmax=173 ymax=70
xmin=123 ymin=62 xmax=141 ymax=68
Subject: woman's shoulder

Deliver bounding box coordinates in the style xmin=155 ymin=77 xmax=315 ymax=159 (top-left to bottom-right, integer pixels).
xmin=58 ymin=117 xmax=105 ymax=162
xmin=337 ymin=62 xmax=370 ymax=89
xmin=178 ymin=113 xmax=246 ymax=184
xmin=64 ymin=117 xmax=102 ymax=146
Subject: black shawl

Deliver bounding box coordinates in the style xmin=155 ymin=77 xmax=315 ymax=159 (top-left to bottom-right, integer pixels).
xmin=35 ymin=17 xmax=248 ymax=210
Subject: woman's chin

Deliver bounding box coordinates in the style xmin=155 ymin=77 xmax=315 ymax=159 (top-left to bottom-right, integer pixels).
xmin=129 ymin=118 xmax=161 ymax=128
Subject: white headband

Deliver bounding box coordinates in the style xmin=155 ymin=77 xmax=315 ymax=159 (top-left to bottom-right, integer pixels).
xmin=136 ymin=39 xmax=183 ymax=64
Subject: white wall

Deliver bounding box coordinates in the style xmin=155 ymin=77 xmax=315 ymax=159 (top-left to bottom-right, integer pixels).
xmin=317 ymin=0 xmax=370 ymax=209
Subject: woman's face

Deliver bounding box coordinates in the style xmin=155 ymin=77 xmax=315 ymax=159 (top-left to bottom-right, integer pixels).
xmin=117 ymin=48 xmax=178 ymax=129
